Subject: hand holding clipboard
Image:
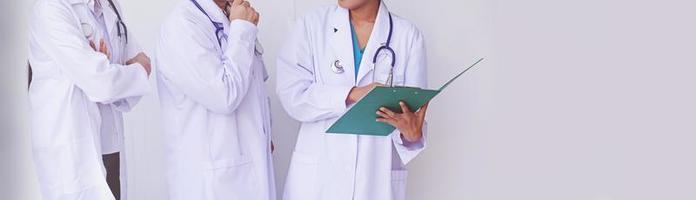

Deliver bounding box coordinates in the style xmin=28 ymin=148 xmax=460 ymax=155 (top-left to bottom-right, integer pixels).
xmin=326 ymin=58 xmax=485 ymax=135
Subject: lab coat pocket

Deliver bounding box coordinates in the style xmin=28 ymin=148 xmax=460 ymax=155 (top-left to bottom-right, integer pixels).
xmin=391 ymin=169 xmax=409 ymax=200
xmin=204 ymin=156 xmax=257 ymax=200
xmin=283 ymin=151 xmax=319 ymax=200
xmin=33 ymin=144 xmax=73 ymax=193
xmin=66 ymin=137 xmax=104 ymax=193
xmin=34 ymin=137 xmax=101 ymax=195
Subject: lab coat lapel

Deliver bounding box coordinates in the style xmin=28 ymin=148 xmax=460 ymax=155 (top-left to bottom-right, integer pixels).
xmin=67 ymin=0 xmax=85 ymax=5
xmin=198 ymin=0 xmax=229 ymax=25
xmin=328 ymin=6 xmax=356 ymax=85
xmin=198 ymin=0 xmax=234 ymax=50
xmin=101 ymin=0 xmax=118 ymax=45
xmin=355 ymin=2 xmax=390 ymax=84
xmin=67 ymin=0 xmax=97 ymax=41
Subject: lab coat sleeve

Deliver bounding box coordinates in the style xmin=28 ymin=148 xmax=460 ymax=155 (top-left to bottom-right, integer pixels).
xmin=276 ymin=18 xmax=354 ymax=122
xmin=156 ymin=16 xmax=257 ymax=114
xmin=392 ymin=28 xmax=428 ymax=165
xmin=112 ymin=98 xmax=139 ymax=112
xmin=31 ymin=2 xmax=150 ymax=104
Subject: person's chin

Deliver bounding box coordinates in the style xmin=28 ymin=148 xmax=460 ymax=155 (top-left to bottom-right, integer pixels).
xmin=337 ymin=1 xmax=357 ymax=9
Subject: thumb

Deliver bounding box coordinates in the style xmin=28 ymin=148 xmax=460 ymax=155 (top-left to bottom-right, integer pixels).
xmin=371 ymin=82 xmax=384 ymax=89
xmin=231 ymin=0 xmax=243 ymax=6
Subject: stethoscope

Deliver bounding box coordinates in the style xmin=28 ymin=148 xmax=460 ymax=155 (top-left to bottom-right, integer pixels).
xmin=191 ymin=0 xmax=227 ymax=49
xmin=80 ymin=0 xmax=128 ymax=44
xmin=106 ymin=0 xmax=128 ymax=44
xmin=332 ymin=12 xmax=396 ymax=87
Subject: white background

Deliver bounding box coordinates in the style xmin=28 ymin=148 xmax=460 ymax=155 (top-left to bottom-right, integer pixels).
xmin=2 ymin=0 xmax=696 ymax=200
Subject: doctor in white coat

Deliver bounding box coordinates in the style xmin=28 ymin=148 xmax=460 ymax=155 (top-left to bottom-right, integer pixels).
xmin=28 ymin=0 xmax=151 ymax=199
xmin=277 ymin=0 xmax=429 ymax=199
xmin=156 ymin=0 xmax=275 ymax=199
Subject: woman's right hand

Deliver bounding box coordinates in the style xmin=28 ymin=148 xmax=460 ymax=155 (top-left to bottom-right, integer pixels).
xmin=346 ymin=82 xmax=383 ymax=105
xmin=227 ymin=0 xmax=259 ymax=25
xmin=89 ymin=39 xmax=110 ymax=60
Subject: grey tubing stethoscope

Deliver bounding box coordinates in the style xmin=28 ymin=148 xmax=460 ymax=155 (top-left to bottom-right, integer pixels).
xmin=106 ymin=0 xmax=128 ymax=44
xmin=81 ymin=0 xmax=128 ymax=44
xmin=333 ymin=12 xmax=396 ymax=87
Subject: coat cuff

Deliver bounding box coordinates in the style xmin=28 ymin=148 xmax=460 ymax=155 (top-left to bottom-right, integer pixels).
xmin=227 ymin=20 xmax=257 ymax=43
xmin=391 ymin=122 xmax=428 ymax=165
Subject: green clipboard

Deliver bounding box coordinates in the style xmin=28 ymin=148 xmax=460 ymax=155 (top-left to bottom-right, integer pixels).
xmin=326 ymin=58 xmax=484 ymax=136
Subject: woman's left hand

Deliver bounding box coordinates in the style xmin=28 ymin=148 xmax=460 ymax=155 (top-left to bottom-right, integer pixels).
xmin=376 ymin=101 xmax=429 ymax=142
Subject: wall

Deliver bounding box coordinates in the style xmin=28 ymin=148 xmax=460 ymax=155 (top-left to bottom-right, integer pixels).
xmin=2 ymin=0 xmax=696 ymax=200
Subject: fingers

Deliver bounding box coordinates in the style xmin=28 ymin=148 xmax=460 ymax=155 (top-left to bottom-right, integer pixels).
xmin=99 ymin=39 xmax=105 ymax=52
xmin=126 ymin=52 xmax=141 ymax=65
xmin=90 ymin=39 xmax=110 ymax=59
xmin=378 ymin=107 xmax=397 ymax=118
xmin=376 ymin=116 xmax=397 ymax=127
xmin=250 ymin=7 xmax=259 ymax=25
xmin=89 ymin=41 xmax=96 ymax=51
xmin=232 ymin=0 xmax=250 ymax=8
xmin=99 ymin=39 xmax=110 ymax=59
xmin=255 ymin=12 xmax=260 ymax=24
xmin=372 ymin=82 xmax=384 ymax=88
xmin=416 ymin=102 xmax=430 ymax=120
xmin=226 ymin=1 xmax=234 ymax=12
xmin=376 ymin=109 xmax=394 ymax=120
xmin=228 ymin=0 xmax=259 ymax=25
xmin=399 ymin=101 xmax=412 ymax=113
xmin=99 ymin=40 xmax=105 ymax=53
xmin=128 ymin=53 xmax=152 ymax=76
xmin=231 ymin=0 xmax=244 ymax=6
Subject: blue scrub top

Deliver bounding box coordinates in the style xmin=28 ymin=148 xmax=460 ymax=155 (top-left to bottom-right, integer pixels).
xmin=350 ymin=22 xmax=364 ymax=80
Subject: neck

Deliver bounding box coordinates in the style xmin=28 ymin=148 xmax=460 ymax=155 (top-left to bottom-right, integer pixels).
xmin=350 ymin=0 xmax=380 ymax=23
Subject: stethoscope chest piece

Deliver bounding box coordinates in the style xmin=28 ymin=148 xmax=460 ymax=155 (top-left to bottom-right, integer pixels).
xmin=332 ymin=59 xmax=345 ymax=74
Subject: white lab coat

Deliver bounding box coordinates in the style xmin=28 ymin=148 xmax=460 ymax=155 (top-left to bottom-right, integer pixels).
xmin=28 ymin=0 xmax=149 ymax=199
xmin=277 ymin=3 xmax=428 ymax=200
xmin=155 ymin=1 xmax=275 ymax=200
